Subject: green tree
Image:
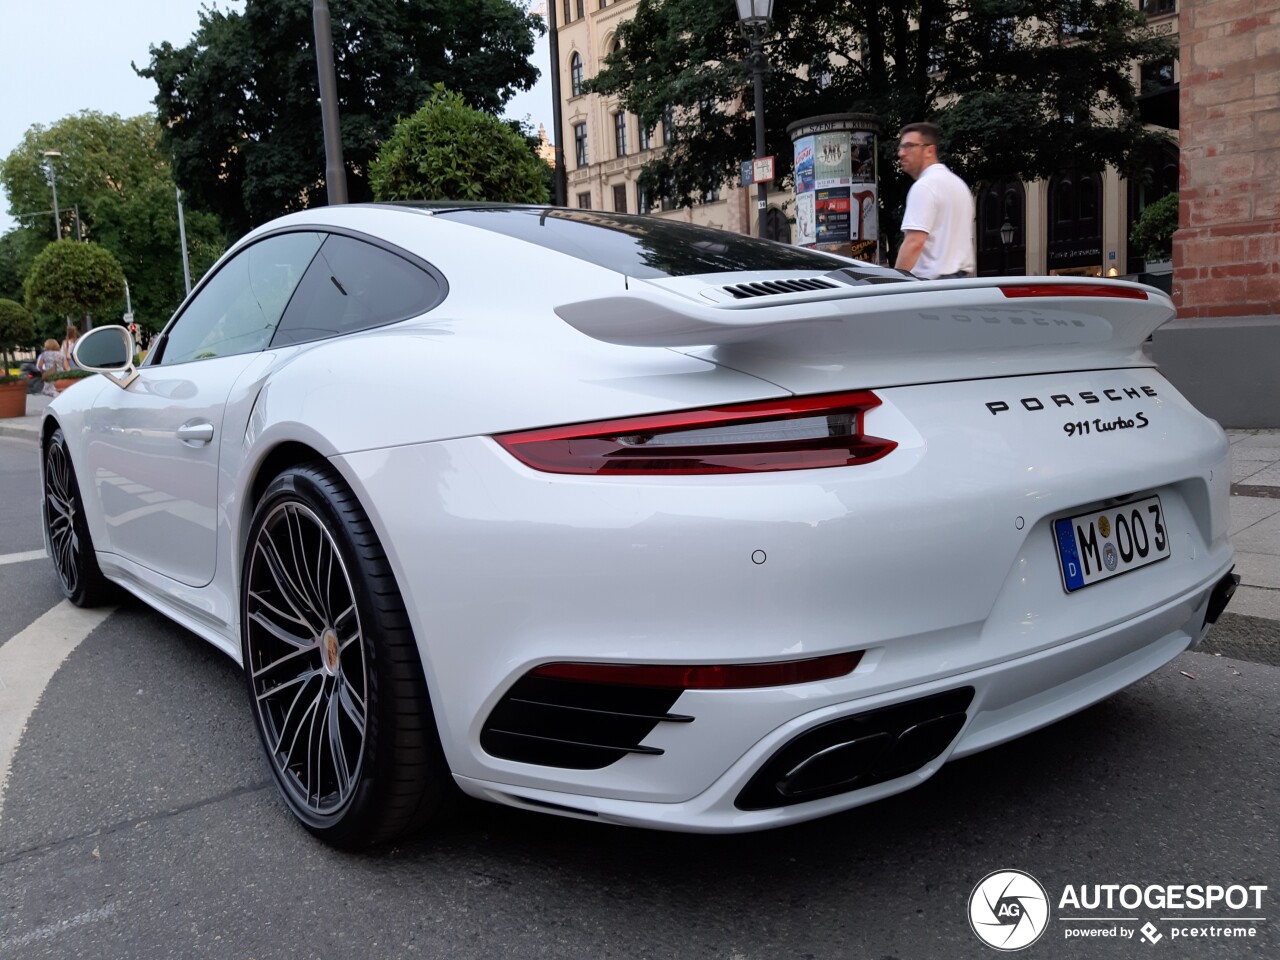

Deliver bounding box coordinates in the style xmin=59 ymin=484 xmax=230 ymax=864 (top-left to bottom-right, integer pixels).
xmin=1129 ymin=190 xmax=1178 ymax=261
xmin=0 ymin=298 xmax=36 ymax=378
xmin=91 ymin=180 xmax=225 ymax=332
xmin=24 ymin=240 xmax=127 ymax=333
xmin=0 ymin=111 xmax=224 ymax=330
xmin=137 ymin=0 xmax=544 ymax=237
xmin=370 ymin=88 xmax=551 ymax=204
xmin=590 ymin=0 xmax=1174 ymax=238
xmin=0 ymin=111 xmax=164 ymax=242
xmin=0 ymin=230 xmax=49 ymax=305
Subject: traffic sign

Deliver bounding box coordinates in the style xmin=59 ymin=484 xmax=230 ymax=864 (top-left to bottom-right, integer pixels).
xmin=752 ymin=156 xmax=775 ymax=184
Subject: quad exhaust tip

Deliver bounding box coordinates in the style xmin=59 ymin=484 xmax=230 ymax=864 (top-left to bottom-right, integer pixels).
xmin=1205 ymin=569 xmax=1240 ymax=626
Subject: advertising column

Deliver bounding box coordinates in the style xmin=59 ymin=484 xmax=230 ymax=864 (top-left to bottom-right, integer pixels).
xmin=786 ymin=114 xmax=881 ymax=263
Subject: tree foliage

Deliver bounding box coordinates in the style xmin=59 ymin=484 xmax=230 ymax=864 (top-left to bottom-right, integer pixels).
xmin=590 ymin=0 xmax=1175 ymax=234
xmin=91 ymin=180 xmax=225 ymax=332
xmin=0 ymin=112 xmax=225 ymax=330
xmin=24 ymin=240 xmax=127 ymax=329
xmin=1129 ymin=190 xmax=1178 ymax=261
xmin=138 ymin=0 xmax=544 ymax=237
xmin=370 ymin=88 xmax=551 ymax=204
xmin=0 ymin=297 xmax=36 ymax=374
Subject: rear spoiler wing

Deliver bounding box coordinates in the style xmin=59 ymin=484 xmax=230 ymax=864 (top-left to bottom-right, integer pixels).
xmin=554 ymin=277 xmax=1173 ymax=354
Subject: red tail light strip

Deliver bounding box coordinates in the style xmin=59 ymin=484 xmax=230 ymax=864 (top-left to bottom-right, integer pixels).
xmin=494 ymin=391 xmax=897 ymax=475
xmin=530 ymin=651 xmax=864 ymax=690
xmin=1000 ymin=284 xmax=1149 ymax=300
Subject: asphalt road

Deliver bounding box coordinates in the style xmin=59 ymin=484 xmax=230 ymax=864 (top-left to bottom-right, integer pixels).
xmin=1 ymin=431 xmax=1276 ymax=960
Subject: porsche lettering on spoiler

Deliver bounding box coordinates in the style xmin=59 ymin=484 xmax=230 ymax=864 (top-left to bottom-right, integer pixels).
xmin=985 ymin=385 xmax=1159 ymax=416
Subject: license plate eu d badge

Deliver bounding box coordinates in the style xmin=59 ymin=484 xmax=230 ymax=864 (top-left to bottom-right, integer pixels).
xmin=1054 ymin=495 xmax=1170 ymax=593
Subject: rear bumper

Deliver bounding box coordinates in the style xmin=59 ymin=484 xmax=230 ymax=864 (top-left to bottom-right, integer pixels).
xmin=453 ymin=562 xmax=1230 ymax=832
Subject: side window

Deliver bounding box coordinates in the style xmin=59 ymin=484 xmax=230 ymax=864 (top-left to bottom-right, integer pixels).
xmin=272 ymin=234 xmax=445 ymax=347
xmin=158 ymin=232 xmax=323 ymax=365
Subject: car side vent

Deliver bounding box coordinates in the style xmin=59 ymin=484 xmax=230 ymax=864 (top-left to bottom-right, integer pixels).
xmin=481 ymin=675 xmax=693 ymax=770
xmin=722 ymin=277 xmax=841 ymax=299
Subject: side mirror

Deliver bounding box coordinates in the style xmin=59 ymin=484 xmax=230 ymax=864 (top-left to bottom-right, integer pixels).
xmin=73 ymin=325 xmax=138 ymax=389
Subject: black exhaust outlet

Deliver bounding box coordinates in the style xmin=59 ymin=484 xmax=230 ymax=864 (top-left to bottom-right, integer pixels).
xmin=1204 ymin=569 xmax=1240 ymax=626
xmin=735 ymin=687 xmax=974 ymax=810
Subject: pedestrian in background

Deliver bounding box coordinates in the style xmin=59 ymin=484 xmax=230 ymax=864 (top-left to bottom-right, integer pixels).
xmin=894 ymin=122 xmax=976 ymax=279
xmin=36 ymin=338 xmax=65 ymax=398
xmin=60 ymin=324 xmax=80 ymax=369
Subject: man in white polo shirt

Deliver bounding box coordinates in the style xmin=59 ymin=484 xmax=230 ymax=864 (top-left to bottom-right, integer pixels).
xmin=893 ymin=122 xmax=976 ymax=279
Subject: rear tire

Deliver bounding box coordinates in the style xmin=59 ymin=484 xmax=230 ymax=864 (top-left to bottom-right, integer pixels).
xmin=43 ymin=427 xmax=115 ymax=606
xmin=241 ymin=462 xmax=454 ymax=847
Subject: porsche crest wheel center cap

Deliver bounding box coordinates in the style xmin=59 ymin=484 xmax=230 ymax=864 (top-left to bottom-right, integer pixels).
xmin=320 ymin=628 xmax=340 ymax=675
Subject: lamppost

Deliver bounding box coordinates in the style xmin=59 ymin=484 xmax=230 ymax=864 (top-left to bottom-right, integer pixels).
xmin=1000 ymin=219 xmax=1015 ymax=275
xmin=736 ymin=0 xmax=774 ymax=239
xmin=42 ymin=150 xmax=62 ymax=241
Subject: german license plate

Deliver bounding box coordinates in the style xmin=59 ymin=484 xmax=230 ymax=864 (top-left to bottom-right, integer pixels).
xmin=1053 ymin=495 xmax=1170 ymax=593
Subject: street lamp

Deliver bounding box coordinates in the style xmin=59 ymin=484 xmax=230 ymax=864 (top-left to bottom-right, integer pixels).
xmin=42 ymin=150 xmax=62 ymax=241
xmin=999 ymin=218 xmax=1015 ymax=275
xmin=736 ymin=0 xmax=774 ymax=239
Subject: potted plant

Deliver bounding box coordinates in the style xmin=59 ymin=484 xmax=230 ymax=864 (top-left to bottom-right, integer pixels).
xmin=0 ymin=298 xmax=36 ymax=418
xmin=1130 ymin=191 xmax=1178 ymax=274
xmin=43 ymin=367 xmax=96 ymax=392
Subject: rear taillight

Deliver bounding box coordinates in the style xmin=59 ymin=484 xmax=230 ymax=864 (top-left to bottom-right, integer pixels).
xmin=1000 ymin=284 xmax=1148 ymax=300
xmin=530 ymin=651 xmax=864 ymax=689
xmin=494 ymin=391 xmax=896 ymax=475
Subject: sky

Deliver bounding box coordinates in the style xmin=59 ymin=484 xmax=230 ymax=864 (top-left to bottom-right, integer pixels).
xmin=0 ymin=0 xmax=554 ymax=235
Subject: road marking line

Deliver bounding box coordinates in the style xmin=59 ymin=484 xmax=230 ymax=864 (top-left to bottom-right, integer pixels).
xmin=0 ymin=904 xmax=118 ymax=953
xmin=0 ymin=549 xmax=47 ymax=567
xmin=0 ymin=601 xmax=113 ymax=825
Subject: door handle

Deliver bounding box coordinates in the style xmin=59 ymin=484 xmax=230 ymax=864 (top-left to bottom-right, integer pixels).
xmin=177 ymin=420 xmax=215 ymax=445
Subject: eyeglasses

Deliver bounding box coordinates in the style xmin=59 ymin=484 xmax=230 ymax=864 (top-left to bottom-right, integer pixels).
xmin=897 ymin=141 xmax=933 ymax=151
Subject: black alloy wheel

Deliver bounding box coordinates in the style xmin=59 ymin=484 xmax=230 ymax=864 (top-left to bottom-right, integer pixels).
xmin=241 ymin=462 xmax=453 ymax=847
xmin=43 ymin=427 xmax=114 ymax=606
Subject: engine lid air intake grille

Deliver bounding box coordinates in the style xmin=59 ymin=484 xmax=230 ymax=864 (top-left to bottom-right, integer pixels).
xmin=722 ymin=277 xmax=841 ymax=299
xmin=481 ymin=675 xmax=692 ymax=770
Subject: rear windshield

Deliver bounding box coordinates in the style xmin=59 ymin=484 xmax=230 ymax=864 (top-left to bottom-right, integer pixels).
xmin=432 ymin=207 xmax=857 ymax=279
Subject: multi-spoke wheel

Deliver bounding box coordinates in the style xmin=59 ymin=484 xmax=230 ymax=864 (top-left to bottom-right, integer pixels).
xmin=43 ymin=427 xmax=113 ymax=606
xmin=241 ymin=463 xmax=453 ymax=847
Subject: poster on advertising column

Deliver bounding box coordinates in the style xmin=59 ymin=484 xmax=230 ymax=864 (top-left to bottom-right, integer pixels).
xmin=850 ymin=183 xmax=878 ymax=261
xmin=815 ymin=187 xmax=851 ymax=245
xmin=795 ymin=191 xmax=816 ymax=245
xmin=815 ymin=133 xmax=852 ymax=188
xmin=794 ymin=136 xmax=815 ymax=195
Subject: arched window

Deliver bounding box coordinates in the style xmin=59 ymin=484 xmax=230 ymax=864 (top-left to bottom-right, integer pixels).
xmin=976 ymin=181 xmax=1026 ymax=277
xmin=1046 ymin=168 xmax=1103 ymax=274
xmin=570 ymin=53 xmax=584 ymax=97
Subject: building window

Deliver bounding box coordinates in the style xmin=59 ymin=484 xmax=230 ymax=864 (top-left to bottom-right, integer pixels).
xmin=663 ymin=106 xmax=675 ymax=145
xmin=614 ymin=112 xmax=628 ymax=158
xmin=639 ymin=125 xmax=653 ymax=151
xmin=638 ymin=186 xmax=651 ymax=214
xmin=576 ymin=0 xmax=584 ymax=18
xmin=574 ymin=122 xmax=588 ymax=167
xmin=612 ymin=183 xmax=628 ymax=213
xmin=563 ymin=0 xmax=571 ymax=24
xmin=1141 ymin=56 xmax=1176 ymax=94
xmin=577 ymin=191 xmax=592 ymax=210
xmin=570 ymin=53 xmax=584 ymax=97
xmin=1060 ymin=1 xmax=1088 ymax=36
xmin=1139 ymin=0 xmax=1176 ymax=15
xmin=704 ymin=186 xmax=720 ymax=203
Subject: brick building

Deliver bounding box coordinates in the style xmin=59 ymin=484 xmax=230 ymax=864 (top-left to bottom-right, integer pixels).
xmin=1152 ymin=0 xmax=1280 ymax=426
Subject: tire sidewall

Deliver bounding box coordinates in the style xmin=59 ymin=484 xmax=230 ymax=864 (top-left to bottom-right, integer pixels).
xmin=240 ymin=466 xmax=387 ymax=839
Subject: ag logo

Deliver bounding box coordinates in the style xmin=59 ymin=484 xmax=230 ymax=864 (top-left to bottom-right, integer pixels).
xmin=969 ymin=869 xmax=1050 ymax=951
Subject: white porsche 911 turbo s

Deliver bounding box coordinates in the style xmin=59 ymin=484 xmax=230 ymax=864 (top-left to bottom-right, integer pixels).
xmin=43 ymin=204 xmax=1238 ymax=847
